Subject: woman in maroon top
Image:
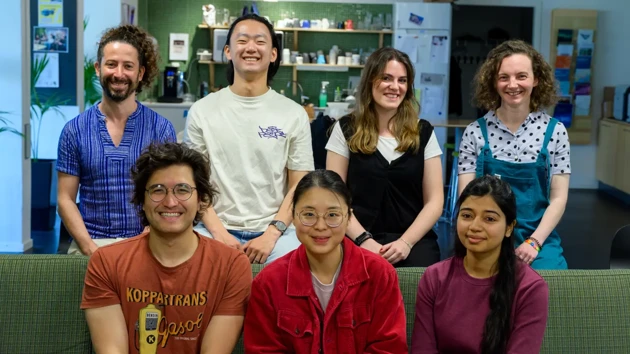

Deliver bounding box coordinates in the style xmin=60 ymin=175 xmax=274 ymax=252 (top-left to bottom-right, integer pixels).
xmin=244 ymin=169 xmax=407 ymax=354
xmin=412 ymin=175 xmax=549 ymax=354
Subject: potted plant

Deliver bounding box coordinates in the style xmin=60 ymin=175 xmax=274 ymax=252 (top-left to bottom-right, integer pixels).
xmin=30 ymin=53 xmax=69 ymax=232
xmin=84 ymin=17 xmax=102 ymax=108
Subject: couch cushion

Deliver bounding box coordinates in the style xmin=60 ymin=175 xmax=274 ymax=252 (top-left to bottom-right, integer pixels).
xmin=0 ymin=255 xmax=92 ymax=354
xmin=3 ymin=258 xmax=630 ymax=354
xmin=539 ymin=269 xmax=630 ymax=353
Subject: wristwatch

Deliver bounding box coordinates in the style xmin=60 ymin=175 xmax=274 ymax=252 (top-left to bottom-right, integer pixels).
xmin=354 ymin=231 xmax=373 ymax=246
xmin=269 ymin=220 xmax=287 ymax=235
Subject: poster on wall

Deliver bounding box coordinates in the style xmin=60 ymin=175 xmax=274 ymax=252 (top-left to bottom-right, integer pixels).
xmin=33 ymin=26 xmax=69 ymax=53
xmin=34 ymin=52 xmax=60 ymax=88
xmin=38 ymin=0 xmax=63 ymax=27
xmin=121 ymin=3 xmax=136 ymax=25
xmin=169 ymin=33 xmax=190 ymax=61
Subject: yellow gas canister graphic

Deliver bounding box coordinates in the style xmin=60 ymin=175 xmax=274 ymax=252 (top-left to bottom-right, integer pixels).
xmin=139 ymin=304 xmax=161 ymax=354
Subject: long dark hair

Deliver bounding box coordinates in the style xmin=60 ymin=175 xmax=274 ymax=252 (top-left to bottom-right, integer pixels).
xmin=454 ymin=175 xmax=518 ymax=354
xmin=130 ymin=142 xmax=218 ymax=226
xmin=292 ymin=170 xmax=352 ymax=219
xmin=224 ymin=14 xmax=280 ymax=86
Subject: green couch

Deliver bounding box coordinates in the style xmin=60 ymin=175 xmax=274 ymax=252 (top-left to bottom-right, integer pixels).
xmin=1 ymin=255 xmax=629 ymax=353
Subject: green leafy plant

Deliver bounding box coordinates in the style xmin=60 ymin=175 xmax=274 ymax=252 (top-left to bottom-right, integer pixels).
xmin=31 ymin=53 xmax=70 ymax=160
xmin=84 ymin=17 xmax=102 ymax=107
xmin=0 ymin=111 xmax=23 ymax=137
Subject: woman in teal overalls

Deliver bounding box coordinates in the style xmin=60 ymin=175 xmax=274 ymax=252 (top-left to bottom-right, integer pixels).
xmin=457 ymin=40 xmax=570 ymax=269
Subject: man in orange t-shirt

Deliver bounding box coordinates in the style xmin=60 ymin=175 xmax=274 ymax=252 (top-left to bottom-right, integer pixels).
xmin=81 ymin=142 xmax=251 ymax=354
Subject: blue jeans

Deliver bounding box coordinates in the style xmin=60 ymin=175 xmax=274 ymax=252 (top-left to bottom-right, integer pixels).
xmin=193 ymin=223 xmax=300 ymax=264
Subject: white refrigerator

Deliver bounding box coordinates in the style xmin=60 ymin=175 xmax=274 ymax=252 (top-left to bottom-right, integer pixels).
xmin=393 ymin=2 xmax=452 ymax=150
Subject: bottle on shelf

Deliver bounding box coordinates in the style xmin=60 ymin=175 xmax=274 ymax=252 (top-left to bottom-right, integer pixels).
xmin=319 ymin=81 xmax=329 ymax=108
xmin=334 ymin=86 xmax=342 ymax=102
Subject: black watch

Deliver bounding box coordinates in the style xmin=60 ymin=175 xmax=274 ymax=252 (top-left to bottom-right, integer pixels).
xmin=354 ymin=231 xmax=373 ymax=246
xmin=269 ymin=220 xmax=287 ymax=235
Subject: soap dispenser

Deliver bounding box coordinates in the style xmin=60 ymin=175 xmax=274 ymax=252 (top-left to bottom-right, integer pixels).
xmin=319 ymin=81 xmax=329 ymax=108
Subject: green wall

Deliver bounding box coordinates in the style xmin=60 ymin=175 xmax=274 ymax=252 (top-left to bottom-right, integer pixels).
xmin=137 ymin=0 xmax=392 ymax=104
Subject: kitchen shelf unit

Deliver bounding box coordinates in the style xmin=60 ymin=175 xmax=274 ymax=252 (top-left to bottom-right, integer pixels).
xmin=199 ymin=24 xmax=392 ymax=94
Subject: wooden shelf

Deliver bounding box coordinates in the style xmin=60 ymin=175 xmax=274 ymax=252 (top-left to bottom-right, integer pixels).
xmin=200 ymin=61 xmax=363 ymax=69
xmin=199 ymin=23 xmax=382 ymax=95
xmin=198 ymin=24 xmax=392 ymax=34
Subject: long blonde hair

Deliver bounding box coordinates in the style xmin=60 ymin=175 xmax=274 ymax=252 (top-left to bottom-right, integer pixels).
xmin=348 ymin=47 xmax=420 ymax=154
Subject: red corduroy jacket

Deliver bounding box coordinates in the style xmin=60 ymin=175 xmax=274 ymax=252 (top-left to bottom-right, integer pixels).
xmin=244 ymin=237 xmax=408 ymax=354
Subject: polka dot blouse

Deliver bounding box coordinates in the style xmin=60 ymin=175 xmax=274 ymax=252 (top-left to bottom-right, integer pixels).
xmin=458 ymin=111 xmax=571 ymax=176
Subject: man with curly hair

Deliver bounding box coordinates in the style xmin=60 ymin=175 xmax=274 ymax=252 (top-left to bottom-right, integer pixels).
xmin=81 ymin=142 xmax=251 ymax=354
xmin=57 ymin=25 xmax=176 ymax=256
xmin=457 ymin=39 xmax=570 ymax=270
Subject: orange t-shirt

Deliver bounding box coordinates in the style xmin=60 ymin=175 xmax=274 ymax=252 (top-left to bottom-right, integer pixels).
xmin=81 ymin=232 xmax=252 ymax=353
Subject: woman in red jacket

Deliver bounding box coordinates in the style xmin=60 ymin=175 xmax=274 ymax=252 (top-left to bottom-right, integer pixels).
xmin=244 ymin=169 xmax=408 ymax=353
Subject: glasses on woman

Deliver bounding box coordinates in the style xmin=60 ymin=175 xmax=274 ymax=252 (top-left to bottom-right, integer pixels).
xmin=146 ymin=183 xmax=197 ymax=203
xmin=298 ymin=210 xmax=346 ymax=228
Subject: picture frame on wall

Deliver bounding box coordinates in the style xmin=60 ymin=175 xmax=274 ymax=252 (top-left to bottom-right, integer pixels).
xmin=33 ymin=26 xmax=69 ymax=53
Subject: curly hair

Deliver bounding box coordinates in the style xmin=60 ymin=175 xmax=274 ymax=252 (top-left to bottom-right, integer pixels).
xmin=473 ymin=40 xmax=558 ymax=112
xmin=130 ymin=142 xmax=218 ymax=227
xmin=349 ymin=47 xmax=420 ymax=154
xmin=97 ymin=25 xmax=159 ymax=93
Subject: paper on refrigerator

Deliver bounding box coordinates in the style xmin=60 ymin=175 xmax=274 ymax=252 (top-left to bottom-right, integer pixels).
xmin=421 ymin=86 xmax=444 ymax=118
xmin=395 ymin=34 xmax=418 ymax=63
xmin=430 ymin=35 xmax=449 ymax=63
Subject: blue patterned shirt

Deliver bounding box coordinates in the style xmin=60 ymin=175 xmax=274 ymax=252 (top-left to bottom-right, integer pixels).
xmin=57 ymin=102 xmax=176 ymax=239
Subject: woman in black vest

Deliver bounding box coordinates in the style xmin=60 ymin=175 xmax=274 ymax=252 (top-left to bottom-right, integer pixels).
xmin=325 ymin=47 xmax=443 ymax=267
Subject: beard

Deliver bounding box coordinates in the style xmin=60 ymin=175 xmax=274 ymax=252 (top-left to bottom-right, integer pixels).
xmin=101 ymin=75 xmax=138 ymax=102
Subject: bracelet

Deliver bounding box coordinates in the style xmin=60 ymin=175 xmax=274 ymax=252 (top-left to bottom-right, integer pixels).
xmin=399 ymin=237 xmax=412 ymax=249
xmin=525 ymin=239 xmax=541 ymax=252
xmin=354 ymin=231 xmax=373 ymax=246
xmin=529 ymin=236 xmax=543 ymax=249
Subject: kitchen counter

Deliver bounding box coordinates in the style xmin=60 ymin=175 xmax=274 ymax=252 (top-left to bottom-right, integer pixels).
xmin=142 ymin=101 xmax=195 ymax=109
xmin=141 ymin=101 xmax=193 ymax=135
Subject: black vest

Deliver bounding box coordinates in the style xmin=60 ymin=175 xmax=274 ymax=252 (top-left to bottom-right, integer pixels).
xmin=339 ymin=116 xmax=436 ymax=239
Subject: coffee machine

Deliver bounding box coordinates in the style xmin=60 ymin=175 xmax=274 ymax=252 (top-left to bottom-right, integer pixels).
xmin=158 ymin=65 xmax=183 ymax=103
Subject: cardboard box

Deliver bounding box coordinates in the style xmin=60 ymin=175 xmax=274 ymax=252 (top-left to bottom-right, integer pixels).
xmin=602 ymin=86 xmax=615 ymax=119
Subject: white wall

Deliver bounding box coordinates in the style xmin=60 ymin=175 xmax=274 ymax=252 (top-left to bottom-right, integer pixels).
xmin=85 ymin=0 xmax=122 ymax=59
xmin=444 ymin=0 xmax=629 ymax=189
xmin=35 ymin=0 xmax=122 ymax=160
xmin=0 ymin=0 xmax=30 ymax=252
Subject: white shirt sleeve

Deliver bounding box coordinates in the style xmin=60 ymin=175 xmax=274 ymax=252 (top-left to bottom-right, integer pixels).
xmin=424 ymin=131 xmax=442 ymax=160
xmin=324 ymin=121 xmax=350 ymax=159
xmin=549 ymin=121 xmax=571 ymax=175
xmin=287 ymin=109 xmax=315 ymax=171
xmin=458 ymin=123 xmax=480 ymax=175
xmin=182 ymin=102 xmax=208 ymax=158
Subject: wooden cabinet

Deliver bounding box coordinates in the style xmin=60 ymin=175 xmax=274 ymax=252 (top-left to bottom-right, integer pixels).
xmin=596 ymin=119 xmax=630 ymax=193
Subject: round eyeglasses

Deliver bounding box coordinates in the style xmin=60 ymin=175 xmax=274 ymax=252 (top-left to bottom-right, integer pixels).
xmin=298 ymin=210 xmax=346 ymax=228
xmin=146 ymin=183 xmax=197 ymax=203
